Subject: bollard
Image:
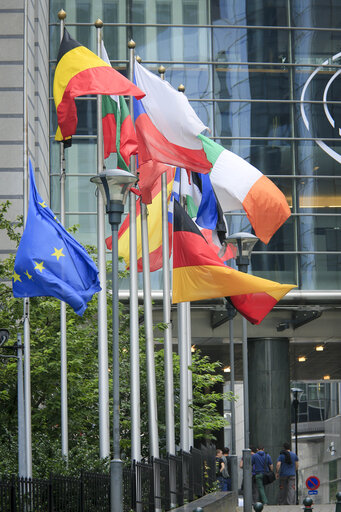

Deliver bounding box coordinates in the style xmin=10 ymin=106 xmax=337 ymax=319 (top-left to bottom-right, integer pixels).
xmin=336 ymin=492 xmax=341 ymax=512
xmin=253 ymin=502 xmax=263 ymax=512
xmin=303 ymin=497 xmax=313 ymax=511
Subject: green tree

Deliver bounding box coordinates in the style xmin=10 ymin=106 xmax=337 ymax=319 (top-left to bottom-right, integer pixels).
xmin=0 ymin=202 xmax=230 ymax=476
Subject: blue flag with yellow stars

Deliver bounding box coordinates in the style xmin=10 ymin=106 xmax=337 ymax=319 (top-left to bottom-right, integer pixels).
xmin=12 ymin=160 xmax=101 ymax=315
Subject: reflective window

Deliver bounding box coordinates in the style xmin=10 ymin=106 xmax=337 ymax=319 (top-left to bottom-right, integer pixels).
xmin=49 ymin=0 xmax=341 ymax=291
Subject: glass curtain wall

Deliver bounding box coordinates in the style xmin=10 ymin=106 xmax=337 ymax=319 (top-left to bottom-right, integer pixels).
xmin=49 ymin=0 xmax=341 ymax=290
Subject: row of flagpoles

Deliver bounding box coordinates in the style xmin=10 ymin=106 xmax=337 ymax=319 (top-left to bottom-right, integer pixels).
xmin=15 ymin=8 xmax=296 ymax=482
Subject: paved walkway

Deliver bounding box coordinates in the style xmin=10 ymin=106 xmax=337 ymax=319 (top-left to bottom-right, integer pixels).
xmin=237 ymin=506 xmax=335 ymax=512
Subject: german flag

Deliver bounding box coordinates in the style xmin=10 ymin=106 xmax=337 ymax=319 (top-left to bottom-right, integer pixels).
xmin=172 ymin=200 xmax=295 ymax=317
xmin=53 ymin=29 xmax=145 ymax=143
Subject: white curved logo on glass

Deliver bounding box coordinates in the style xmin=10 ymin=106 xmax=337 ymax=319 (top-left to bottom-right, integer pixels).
xmin=300 ymin=51 xmax=341 ymax=163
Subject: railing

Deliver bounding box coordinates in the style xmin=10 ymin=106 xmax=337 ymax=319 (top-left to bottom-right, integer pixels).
xmin=0 ymin=444 xmax=216 ymax=511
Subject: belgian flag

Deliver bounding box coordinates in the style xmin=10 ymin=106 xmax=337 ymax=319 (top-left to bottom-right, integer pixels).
xmin=172 ymin=200 xmax=295 ymax=323
xmin=53 ymin=29 xmax=145 ymax=143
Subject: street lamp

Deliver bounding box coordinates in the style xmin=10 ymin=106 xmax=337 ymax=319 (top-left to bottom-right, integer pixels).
xmin=291 ymin=387 xmax=303 ymax=504
xmin=225 ymin=232 xmax=259 ymax=512
xmin=90 ymin=169 xmax=137 ymax=512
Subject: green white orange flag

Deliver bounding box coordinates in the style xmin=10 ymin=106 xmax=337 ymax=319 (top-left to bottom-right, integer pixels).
xmin=198 ymin=134 xmax=291 ymax=244
xmin=101 ymin=42 xmax=138 ymax=168
xmin=172 ymin=200 xmax=295 ymax=314
xmin=106 ymin=167 xmax=175 ymax=272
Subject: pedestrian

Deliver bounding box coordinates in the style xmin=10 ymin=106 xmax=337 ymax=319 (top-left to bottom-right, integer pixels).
xmin=276 ymin=442 xmax=299 ymax=505
xmin=216 ymin=448 xmax=228 ymax=491
xmin=222 ymin=447 xmax=232 ymax=491
xmin=252 ymin=445 xmax=273 ymax=505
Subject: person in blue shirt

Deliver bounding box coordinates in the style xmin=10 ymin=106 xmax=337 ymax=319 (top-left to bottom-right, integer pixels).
xmin=251 ymin=445 xmax=273 ymax=505
xmin=276 ymin=442 xmax=299 ymax=505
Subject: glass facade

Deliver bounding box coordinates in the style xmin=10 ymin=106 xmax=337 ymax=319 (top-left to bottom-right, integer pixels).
xmin=291 ymin=381 xmax=341 ymax=423
xmin=49 ymin=0 xmax=341 ymax=290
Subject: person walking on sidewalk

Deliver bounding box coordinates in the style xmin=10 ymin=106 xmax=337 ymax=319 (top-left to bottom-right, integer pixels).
xmin=252 ymin=445 xmax=273 ymax=505
xmin=276 ymin=442 xmax=299 ymax=505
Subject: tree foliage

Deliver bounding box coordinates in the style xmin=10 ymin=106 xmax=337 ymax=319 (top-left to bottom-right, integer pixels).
xmin=0 ymin=202 xmax=230 ymax=476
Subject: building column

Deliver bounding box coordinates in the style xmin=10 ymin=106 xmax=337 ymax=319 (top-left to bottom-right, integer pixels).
xmin=248 ymin=337 xmax=291 ymax=505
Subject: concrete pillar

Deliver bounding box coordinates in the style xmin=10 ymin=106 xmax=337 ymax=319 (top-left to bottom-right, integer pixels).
xmin=248 ymin=337 xmax=291 ymax=505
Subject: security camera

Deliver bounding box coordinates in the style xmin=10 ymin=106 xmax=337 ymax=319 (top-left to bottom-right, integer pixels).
xmin=0 ymin=329 xmax=10 ymax=347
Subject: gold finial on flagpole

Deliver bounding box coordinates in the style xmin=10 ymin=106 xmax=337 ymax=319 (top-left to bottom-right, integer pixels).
xmin=178 ymin=84 xmax=185 ymax=93
xmin=136 ymin=55 xmax=142 ymax=63
xmin=158 ymin=65 xmax=166 ymax=76
xmin=58 ymin=9 xmax=66 ymax=20
xmin=128 ymin=40 xmax=136 ymax=49
xmin=94 ymin=18 xmax=103 ymax=28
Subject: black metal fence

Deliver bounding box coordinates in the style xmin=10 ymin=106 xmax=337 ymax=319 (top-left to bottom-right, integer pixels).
xmin=0 ymin=444 xmax=216 ymax=511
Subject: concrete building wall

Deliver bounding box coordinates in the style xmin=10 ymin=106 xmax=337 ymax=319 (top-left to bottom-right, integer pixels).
xmin=0 ymin=0 xmax=49 ymax=257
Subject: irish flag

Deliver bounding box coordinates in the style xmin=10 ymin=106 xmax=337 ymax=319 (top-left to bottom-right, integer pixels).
xmin=198 ymin=134 xmax=291 ymax=244
xmin=101 ymin=42 xmax=138 ymax=168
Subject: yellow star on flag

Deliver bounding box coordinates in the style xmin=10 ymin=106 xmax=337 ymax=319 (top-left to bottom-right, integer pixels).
xmin=39 ymin=201 xmax=47 ymax=208
xmin=13 ymin=271 xmax=21 ymax=282
xmin=25 ymin=270 xmax=32 ymax=279
xmin=34 ymin=261 xmax=45 ymax=273
xmin=52 ymin=247 xmax=65 ymax=261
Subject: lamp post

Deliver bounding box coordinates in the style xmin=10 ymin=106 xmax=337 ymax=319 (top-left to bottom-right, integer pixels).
xmin=224 ymin=232 xmax=259 ymax=512
xmin=291 ymin=387 xmax=303 ymax=505
xmin=91 ymin=169 xmax=137 ymax=512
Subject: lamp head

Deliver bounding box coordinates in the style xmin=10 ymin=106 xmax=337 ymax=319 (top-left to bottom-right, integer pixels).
xmin=224 ymin=232 xmax=259 ymax=271
xmin=90 ymin=169 xmax=137 ymax=225
xmin=290 ymin=387 xmax=304 ymax=402
xmin=90 ymin=169 xmax=137 ymax=206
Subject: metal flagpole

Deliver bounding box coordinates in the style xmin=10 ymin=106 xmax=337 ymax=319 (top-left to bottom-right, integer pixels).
xmin=186 ymin=302 xmax=193 ymax=448
xmin=177 ymin=89 xmax=190 ymax=453
xmin=178 ymin=167 xmax=189 ymax=451
xmin=95 ymin=18 xmax=110 ymax=459
xmin=17 ymin=333 xmax=26 ymax=478
xmin=229 ymin=318 xmax=236 ymax=454
xmin=157 ymin=65 xmax=176 ymax=456
xmin=134 ymin=57 xmax=159 ymax=460
xmin=178 ymin=302 xmax=189 ymax=451
xmin=128 ymin=40 xmax=141 ymax=463
xmin=23 ymin=0 xmax=31 ymax=479
xmin=58 ymin=9 xmax=69 ymax=461
xmin=141 ymin=198 xmax=159 ymax=458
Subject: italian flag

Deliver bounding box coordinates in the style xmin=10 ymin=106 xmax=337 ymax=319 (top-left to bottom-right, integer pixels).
xmin=101 ymin=42 xmax=138 ymax=169
xmin=198 ymin=134 xmax=291 ymax=244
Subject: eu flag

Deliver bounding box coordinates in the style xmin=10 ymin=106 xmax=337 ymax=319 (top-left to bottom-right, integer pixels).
xmin=12 ymin=161 xmax=101 ymax=315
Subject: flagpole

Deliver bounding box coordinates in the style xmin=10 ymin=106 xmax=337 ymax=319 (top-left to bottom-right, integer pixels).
xmin=158 ymin=65 xmax=176 ymax=457
xmin=58 ymin=9 xmax=69 ymax=462
xmin=128 ymin=40 xmax=141 ymax=463
xmin=140 ymin=198 xmax=159 ymax=458
xmin=178 ymin=302 xmax=189 ymax=451
xmin=186 ymin=302 xmax=193 ymax=448
xmin=178 ymin=84 xmax=194 ymax=450
xmin=178 ymin=167 xmax=190 ymax=452
xmin=23 ymin=0 xmax=32 ymax=479
xmin=177 ymin=87 xmax=191 ymax=453
xmin=95 ymin=18 xmax=110 ymax=459
xmin=135 ymin=57 xmax=159 ymax=460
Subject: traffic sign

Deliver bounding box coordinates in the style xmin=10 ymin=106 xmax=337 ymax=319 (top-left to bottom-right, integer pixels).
xmin=306 ymin=476 xmax=320 ymax=490
xmin=308 ymin=490 xmax=318 ymax=495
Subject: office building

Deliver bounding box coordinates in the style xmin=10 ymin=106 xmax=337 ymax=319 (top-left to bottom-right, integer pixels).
xmin=1 ymin=0 xmax=340 ymax=502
